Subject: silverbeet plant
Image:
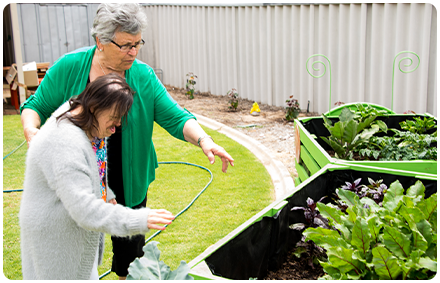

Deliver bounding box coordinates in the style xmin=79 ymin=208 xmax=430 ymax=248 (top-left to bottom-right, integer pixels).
xmin=303 ymin=180 xmax=437 ymax=280
xmin=127 ymin=241 xmax=194 ymax=280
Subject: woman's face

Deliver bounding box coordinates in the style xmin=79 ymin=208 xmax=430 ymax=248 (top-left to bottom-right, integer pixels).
xmin=105 ymin=32 xmax=143 ymax=71
xmin=92 ymin=106 xmax=122 ymax=139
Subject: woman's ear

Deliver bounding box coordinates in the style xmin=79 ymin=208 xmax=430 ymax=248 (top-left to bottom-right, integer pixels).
xmin=96 ymin=37 xmax=103 ymax=51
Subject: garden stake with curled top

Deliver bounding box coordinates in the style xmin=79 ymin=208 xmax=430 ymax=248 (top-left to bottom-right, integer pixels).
xmin=391 ymin=51 xmax=420 ymax=112
xmin=306 ymin=54 xmax=332 ymax=113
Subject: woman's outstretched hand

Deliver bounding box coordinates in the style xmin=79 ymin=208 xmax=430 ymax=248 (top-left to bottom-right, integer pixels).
xmin=147 ymin=209 xmax=175 ymax=230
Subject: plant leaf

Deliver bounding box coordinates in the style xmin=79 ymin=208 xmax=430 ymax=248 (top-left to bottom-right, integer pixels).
xmin=342 ymin=120 xmax=358 ymax=143
xmin=382 ymin=225 xmax=411 ymax=258
xmin=351 ymin=218 xmax=371 ymax=256
xmin=367 ymin=215 xmax=382 ymax=243
xmin=319 ymin=260 xmax=343 ymax=280
xmin=406 ymin=180 xmax=425 ymax=199
xmin=418 ymin=193 xmax=437 ymax=230
xmin=375 ymin=120 xmax=388 ymax=133
xmin=357 ymin=115 xmax=377 ymax=132
xmin=339 ymin=107 xmax=355 ymax=123
xmin=372 ymin=245 xmax=402 ymax=279
xmin=321 ymin=136 xmax=346 ymax=158
xmin=337 ymin=189 xmax=360 ymax=208
xmin=383 ymin=180 xmax=404 ymax=211
xmin=326 ymin=246 xmax=365 ymax=275
xmin=127 ymin=241 xmax=194 ymax=280
xmin=328 ymin=121 xmax=345 ymax=141
xmin=359 ymin=124 xmax=380 ymax=140
xmin=303 ymin=227 xmax=350 ymax=250
xmin=418 ymin=257 xmax=437 ymax=272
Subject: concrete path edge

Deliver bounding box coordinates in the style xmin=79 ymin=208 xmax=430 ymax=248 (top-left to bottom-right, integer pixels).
xmin=194 ymin=113 xmax=296 ymax=201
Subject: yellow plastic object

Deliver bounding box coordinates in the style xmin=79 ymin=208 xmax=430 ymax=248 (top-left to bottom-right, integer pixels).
xmin=250 ymin=102 xmax=260 ymax=115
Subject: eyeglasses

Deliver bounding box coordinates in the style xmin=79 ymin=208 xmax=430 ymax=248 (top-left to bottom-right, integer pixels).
xmin=110 ymin=39 xmax=145 ymax=52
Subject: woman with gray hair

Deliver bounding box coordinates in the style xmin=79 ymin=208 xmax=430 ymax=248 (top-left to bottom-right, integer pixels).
xmin=20 ymin=3 xmax=234 ymax=280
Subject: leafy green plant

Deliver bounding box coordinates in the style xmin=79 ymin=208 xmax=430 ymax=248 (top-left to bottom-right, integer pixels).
xmin=185 ymin=73 xmax=197 ymax=99
xmin=227 ymin=88 xmax=239 ymax=111
xmin=320 ymin=105 xmax=388 ymax=160
xmin=359 ymin=128 xmax=437 ymax=161
xmin=127 ymin=241 xmax=194 ymax=280
xmin=399 ymin=116 xmax=437 ymax=134
xmin=285 ymin=95 xmax=300 ymax=121
xmin=304 ymin=180 xmax=437 ymax=280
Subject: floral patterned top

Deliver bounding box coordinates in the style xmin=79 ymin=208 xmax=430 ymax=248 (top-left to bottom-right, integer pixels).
xmin=91 ymin=137 xmax=107 ymax=202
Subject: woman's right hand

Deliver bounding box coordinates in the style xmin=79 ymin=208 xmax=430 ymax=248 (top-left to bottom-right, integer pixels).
xmin=24 ymin=127 xmax=40 ymax=147
xmin=147 ymin=209 xmax=175 ymax=230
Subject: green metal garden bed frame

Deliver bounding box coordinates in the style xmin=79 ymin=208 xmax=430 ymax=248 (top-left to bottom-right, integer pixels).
xmin=293 ymin=103 xmax=437 ymax=186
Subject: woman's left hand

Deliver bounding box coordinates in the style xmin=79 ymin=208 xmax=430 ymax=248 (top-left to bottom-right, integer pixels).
xmin=108 ymin=198 xmax=117 ymax=205
xmin=200 ymin=138 xmax=234 ymax=173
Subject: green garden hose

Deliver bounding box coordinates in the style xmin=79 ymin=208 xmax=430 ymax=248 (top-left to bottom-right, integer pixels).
xmin=3 ymin=143 xmax=213 ymax=280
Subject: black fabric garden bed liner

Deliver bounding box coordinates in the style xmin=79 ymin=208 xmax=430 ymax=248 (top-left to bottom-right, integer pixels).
xmin=205 ymin=169 xmax=437 ymax=280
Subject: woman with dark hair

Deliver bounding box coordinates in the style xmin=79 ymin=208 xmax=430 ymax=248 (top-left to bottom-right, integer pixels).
xmin=20 ymin=4 xmax=234 ymax=279
xmin=19 ymin=74 xmax=175 ymax=280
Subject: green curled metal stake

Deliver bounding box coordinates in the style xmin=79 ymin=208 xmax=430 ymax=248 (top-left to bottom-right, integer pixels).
xmin=306 ymin=54 xmax=332 ymax=112
xmin=391 ymin=51 xmax=420 ymax=112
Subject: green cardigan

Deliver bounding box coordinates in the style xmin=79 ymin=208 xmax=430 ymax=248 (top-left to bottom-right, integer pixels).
xmin=20 ymin=46 xmax=195 ymax=207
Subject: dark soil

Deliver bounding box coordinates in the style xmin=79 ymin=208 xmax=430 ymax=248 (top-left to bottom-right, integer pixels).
xmin=263 ymin=245 xmax=325 ymax=280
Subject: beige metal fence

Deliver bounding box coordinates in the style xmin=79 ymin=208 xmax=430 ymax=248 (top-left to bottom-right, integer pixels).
xmin=10 ymin=3 xmax=437 ymax=115
xmin=140 ymin=3 xmax=437 ymax=115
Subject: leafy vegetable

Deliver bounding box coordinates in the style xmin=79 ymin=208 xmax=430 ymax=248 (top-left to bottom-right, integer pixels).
xmin=303 ymin=180 xmax=437 ymax=280
xmin=127 ymin=241 xmax=194 ymax=280
xmin=359 ymin=129 xmax=437 ymax=161
xmin=399 ymin=116 xmax=437 ymax=134
xmin=321 ymin=104 xmax=388 ymax=160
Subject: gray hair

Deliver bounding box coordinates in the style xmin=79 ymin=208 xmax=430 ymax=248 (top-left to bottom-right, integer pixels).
xmin=91 ymin=3 xmax=148 ymax=44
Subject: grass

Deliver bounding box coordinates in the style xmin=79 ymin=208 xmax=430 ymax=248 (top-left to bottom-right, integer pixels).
xmin=3 ymin=115 xmax=273 ymax=280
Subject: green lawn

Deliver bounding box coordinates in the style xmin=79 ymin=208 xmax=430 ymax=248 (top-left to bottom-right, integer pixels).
xmin=3 ymin=115 xmax=273 ymax=280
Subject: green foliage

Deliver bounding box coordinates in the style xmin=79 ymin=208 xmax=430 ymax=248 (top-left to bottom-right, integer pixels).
xmin=321 ymin=105 xmax=437 ymax=161
xmin=185 ymin=73 xmax=197 ymax=99
xmin=227 ymin=88 xmax=239 ymax=111
xmin=285 ymin=95 xmax=300 ymax=121
xmin=359 ymin=129 xmax=437 ymax=161
xmin=127 ymin=241 xmax=194 ymax=280
xmin=320 ymin=104 xmax=388 ymax=160
xmin=399 ymin=116 xmax=437 ymax=134
xmin=304 ymin=180 xmax=437 ymax=280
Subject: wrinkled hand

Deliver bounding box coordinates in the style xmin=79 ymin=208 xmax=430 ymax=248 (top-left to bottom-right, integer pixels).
xmin=24 ymin=127 xmax=40 ymax=147
xmin=108 ymin=199 xmax=117 ymax=205
xmin=147 ymin=209 xmax=175 ymax=231
xmin=200 ymin=139 xmax=234 ymax=173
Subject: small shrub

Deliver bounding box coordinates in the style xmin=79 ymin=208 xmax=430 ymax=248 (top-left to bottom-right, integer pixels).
xmin=185 ymin=73 xmax=197 ymax=99
xmin=227 ymin=88 xmax=239 ymax=111
xmin=285 ymin=95 xmax=300 ymax=121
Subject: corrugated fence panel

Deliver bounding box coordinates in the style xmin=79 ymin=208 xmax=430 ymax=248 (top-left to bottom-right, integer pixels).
xmin=141 ymin=3 xmax=435 ymax=115
xmin=13 ymin=3 xmax=436 ymax=115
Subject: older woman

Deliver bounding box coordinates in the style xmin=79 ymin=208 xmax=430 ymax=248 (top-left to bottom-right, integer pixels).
xmin=20 ymin=74 xmax=175 ymax=280
xmin=20 ymin=3 xmax=234 ymax=280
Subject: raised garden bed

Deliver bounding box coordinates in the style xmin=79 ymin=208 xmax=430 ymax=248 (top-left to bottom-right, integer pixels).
xmin=294 ymin=103 xmax=437 ymax=186
xmin=188 ymin=163 xmax=437 ymax=280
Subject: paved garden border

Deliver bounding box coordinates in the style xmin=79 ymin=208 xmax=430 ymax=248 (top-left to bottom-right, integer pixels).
xmin=195 ymin=113 xmax=296 ymax=201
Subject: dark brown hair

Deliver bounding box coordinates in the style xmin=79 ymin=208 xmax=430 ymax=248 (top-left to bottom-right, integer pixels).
xmin=57 ymin=73 xmax=134 ymax=136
